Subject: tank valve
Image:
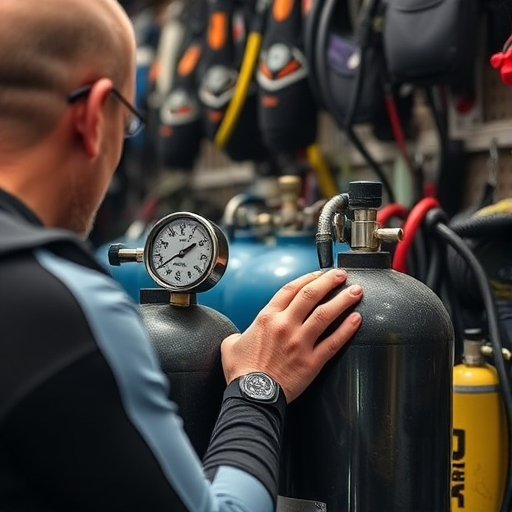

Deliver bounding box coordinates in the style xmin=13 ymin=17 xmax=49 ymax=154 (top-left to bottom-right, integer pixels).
xmin=278 ymin=175 xmax=302 ymax=229
xmin=462 ymin=328 xmax=486 ymax=366
xmin=348 ymin=182 xmax=402 ymax=252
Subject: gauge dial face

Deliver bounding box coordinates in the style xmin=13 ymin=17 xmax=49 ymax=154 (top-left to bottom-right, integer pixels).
xmin=148 ymin=215 xmax=214 ymax=290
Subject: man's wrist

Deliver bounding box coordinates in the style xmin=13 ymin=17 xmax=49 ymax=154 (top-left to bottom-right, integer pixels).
xmin=223 ymin=372 xmax=287 ymax=412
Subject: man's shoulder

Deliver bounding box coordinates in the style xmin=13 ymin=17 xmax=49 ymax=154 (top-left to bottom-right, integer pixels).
xmin=0 ymin=211 xmax=75 ymax=255
xmin=0 ymin=211 xmax=107 ymax=274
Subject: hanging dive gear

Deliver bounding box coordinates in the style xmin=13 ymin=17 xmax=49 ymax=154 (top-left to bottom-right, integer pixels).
xmin=155 ymin=0 xmax=207 ymax=169
xmin=213 ymin=0 xmax=271 ymax=150
xmin=309 ymin=0 xmax=384 ymax=123
xmin=256 ymin=0 xmax=318 ymax=154
xmin=198 ymin=0 xmax=268 ymax=162
xmin=305 ymin=0 xmax=397 ymax=202
xmin=383 ymin=0 xmax=480 ymax=96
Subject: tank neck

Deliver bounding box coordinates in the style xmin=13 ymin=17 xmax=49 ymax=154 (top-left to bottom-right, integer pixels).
xmin=337 ymin=251 xmax=391 ymax=269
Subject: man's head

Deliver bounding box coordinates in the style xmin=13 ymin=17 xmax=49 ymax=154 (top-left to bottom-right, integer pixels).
xmin=0 ymin=0 xmax=137 ymax=237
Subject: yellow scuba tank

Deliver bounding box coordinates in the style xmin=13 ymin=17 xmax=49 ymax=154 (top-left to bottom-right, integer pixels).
xmin=452 ymin=328 xmax=508 ymax=512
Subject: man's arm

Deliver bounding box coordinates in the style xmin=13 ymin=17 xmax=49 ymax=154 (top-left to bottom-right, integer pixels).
xmin=0 ymin=249 xmax=277 ymax=512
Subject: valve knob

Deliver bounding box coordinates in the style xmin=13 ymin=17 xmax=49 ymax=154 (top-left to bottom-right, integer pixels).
xmin=108 ymin=244 xmax=125 ymax=266
xmin=107 ymin=244 xmax=144 ymax=266
xmin=349 ymin=181 xmax=382 ymax=209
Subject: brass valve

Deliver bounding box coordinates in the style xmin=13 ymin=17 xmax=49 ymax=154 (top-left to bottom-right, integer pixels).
xmin=351 ymin=209 xmax=403 ymax=251
xmin=278 ymin=175 xmax=302 ymax=229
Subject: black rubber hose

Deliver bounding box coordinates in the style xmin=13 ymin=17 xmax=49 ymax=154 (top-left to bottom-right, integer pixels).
xmin=427 ymin=208 xmax=512 ymax=512
xmin=412 ymin=226 xmax=429 ymax=282
xmin=425 ymin=233 xmax=444 ymax=294
xmin=345 ymin=126 xmax=396 ymax=204
xmin=424 ymin=208 xmax=461 ymax=337
xmin=405 ymin=247 xmax=417 ymax=279
xmin=303 ymin=0 xmax=326 ymax=106
xmin=440 ymin=270 xmax=466 ymax=359
xmin=425 ymin=85 xmax=448 ymax=163
xmin=450 ymin=214 xmax=512 ymax=238
xmin=341 ymin=0 xmax=396 ymax=204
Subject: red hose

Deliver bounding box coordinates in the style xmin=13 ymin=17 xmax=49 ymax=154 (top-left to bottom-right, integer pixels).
xmin=384 ymin=92 xmax=415 ymax=176
xmin=377 ymin=203 xmax=408 ymax=226
xmin=392 ymin=197 xmax=440 ymax=273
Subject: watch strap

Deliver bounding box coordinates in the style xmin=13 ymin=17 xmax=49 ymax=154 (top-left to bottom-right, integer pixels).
xmin=204 ymin=378 xmax=287 ymax=503
xmin=223 ymin=375 xmax=287 ymax=416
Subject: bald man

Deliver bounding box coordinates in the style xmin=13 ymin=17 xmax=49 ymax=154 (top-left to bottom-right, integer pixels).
xmin=0 ymin=1 xmax=363 ymax=511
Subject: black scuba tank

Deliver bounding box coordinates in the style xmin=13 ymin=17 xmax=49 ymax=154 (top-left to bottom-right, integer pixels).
xmin=139 ymin=289 xmax=238 ymax=458
xmin=108 ymin=232 xmax=239 ymax=459
xmin=278 ymin=181 xmax=454 ymax=512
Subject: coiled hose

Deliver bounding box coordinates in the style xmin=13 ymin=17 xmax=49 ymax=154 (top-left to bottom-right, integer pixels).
xmin=426 ymin=209 xmax=512 ymax=512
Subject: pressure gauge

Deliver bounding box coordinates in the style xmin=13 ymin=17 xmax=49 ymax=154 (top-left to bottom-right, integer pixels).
xmin=144 ymin=212 xmax=228 ymax=294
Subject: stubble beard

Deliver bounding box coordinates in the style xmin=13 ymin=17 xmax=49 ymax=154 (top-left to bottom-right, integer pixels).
xmin=65 ymin=176 xmax=103 ymax=240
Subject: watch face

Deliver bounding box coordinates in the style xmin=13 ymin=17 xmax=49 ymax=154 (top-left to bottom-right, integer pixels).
xmin=239 ymin=372 xmax=279 ymax=403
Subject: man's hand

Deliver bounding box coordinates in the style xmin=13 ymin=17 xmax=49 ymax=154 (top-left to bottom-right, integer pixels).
xmin=221 ymin=268 xmax=363 ymax=403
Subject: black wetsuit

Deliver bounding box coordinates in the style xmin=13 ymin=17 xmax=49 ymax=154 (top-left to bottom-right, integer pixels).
xmin=0 ymin=190 xmax=286 ymax=512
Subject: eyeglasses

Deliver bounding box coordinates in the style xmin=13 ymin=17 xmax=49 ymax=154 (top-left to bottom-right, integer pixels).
xmin=67 ymin=84 xmax=146 ymax=138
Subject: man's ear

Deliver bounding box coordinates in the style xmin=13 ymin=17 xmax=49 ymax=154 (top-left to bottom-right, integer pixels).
xmin=72 ymin=78 xmax=113 ymax=158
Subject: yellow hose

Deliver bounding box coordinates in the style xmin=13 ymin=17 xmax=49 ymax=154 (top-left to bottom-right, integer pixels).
xmin=307 ymin=143 xmax=339 ymax=198
xmin=214 ymin=31 xmax=262 ymax=149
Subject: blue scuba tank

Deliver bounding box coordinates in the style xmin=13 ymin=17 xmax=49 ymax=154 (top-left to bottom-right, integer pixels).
xmin=200 ymin=176 xmax=348 ymax=331
xmin=220 ymin=231 xmax=320 ymax=331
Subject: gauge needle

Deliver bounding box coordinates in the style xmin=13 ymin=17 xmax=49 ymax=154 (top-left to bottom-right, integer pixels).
xmin=156 ymin=243 xmax=197 ymax=270
xmin=180 ymin=242 xmax=197 ymax=256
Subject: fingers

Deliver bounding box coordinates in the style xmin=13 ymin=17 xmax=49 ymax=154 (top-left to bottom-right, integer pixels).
xmin=284 ymin=268 xmax=350 ymax=319
xmin=310 ymin=303 xmax=362 ymax=368
xmin=264 ymin=270 xmax=327 ymax=312
xmin=300 ymin=282 xmax=363 ymax=341
xmin=220 ymin=268 xmax=363 ymax=401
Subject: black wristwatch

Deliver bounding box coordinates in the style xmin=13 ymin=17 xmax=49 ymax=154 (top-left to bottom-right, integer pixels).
xmin=223 ymin=372 xmax=287 ymax=419
xmin=238 ymin=372 xmax=281 ymax=404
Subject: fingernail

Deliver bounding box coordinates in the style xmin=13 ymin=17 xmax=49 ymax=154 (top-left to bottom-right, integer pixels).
xmin=334 ymin=269 xmax=347 ymax=279
xmin=349 ymin=284 xmax=362 ymax=296
xmin=349 ymin=312 xmax=362 ymax=325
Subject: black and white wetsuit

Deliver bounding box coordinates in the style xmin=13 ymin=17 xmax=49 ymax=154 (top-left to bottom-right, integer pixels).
xmin=0 ymin=190 xmax=286 ymax=512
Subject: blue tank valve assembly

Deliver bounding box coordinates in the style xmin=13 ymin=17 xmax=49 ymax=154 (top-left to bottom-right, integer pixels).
xmin=199 ymin=174 xmax=337 ymax=331
xmin=278 ymin=181 xmax=454 ymax=512
xmin=108 ymin=212 xmax=238 ymax=458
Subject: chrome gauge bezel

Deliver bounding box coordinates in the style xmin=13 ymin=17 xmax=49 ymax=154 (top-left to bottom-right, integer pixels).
xmin=143 ymin=212 xmax=228 ymax=294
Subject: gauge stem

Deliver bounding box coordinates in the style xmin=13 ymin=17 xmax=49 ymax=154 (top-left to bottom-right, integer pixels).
xmin=170 ymin=293 xmax=194 ymax=307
